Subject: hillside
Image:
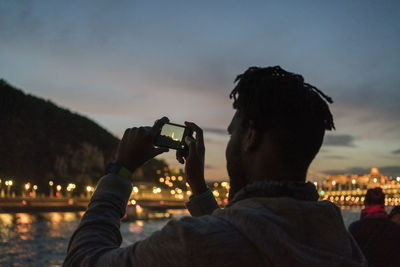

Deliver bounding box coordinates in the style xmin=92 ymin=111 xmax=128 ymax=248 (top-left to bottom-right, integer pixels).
xmin=0 ymin=79 xmax=167 ymax=194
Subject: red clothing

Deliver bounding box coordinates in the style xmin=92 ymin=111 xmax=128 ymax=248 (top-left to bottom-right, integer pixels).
xmin=360 ymin=204 xmax=387 ymax=219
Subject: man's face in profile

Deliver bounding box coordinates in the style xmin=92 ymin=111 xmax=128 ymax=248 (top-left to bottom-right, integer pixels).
xmin=225 ymin=111 xmax=247 ymax=199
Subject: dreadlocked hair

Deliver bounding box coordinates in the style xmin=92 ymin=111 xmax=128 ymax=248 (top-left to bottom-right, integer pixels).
xmin=229 ymin=66 xmax=335 ymax=131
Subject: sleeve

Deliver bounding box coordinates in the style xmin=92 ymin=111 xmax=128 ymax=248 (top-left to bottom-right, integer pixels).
xmin=63 ymin=173 xmax=133 ymax=267
xmin=63 ymin=174 xmax=212 ymax=267
xmin=185 ymin=188 xmax=219 ymax=217
xmin=63 ymin=174 xmax=219 ymax=267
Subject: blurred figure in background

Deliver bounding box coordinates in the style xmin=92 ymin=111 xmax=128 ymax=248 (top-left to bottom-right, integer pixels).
xmin=349 ymin=187 xmax=400 ymax=267
xmin=388 ymin=205 xmax=400 ymax=225
xmin=360 ymin=187 xmax=387 ymax=218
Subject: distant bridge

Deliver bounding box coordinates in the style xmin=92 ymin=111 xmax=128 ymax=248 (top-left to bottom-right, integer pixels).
xmin=0 ymin=197 xmax=185 ymax=213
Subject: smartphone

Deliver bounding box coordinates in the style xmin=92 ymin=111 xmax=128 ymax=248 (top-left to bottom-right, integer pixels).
xmin=154 ymin=122 xmax=191 ymax=150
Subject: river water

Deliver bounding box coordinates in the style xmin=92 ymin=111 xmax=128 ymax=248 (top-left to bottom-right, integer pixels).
xmin=0 ymin=208 xmax=361 ymax=267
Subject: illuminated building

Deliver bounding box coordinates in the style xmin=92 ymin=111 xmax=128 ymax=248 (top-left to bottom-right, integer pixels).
xmin=321 ymin=167 xmax=400 ymax=206
xmin=324 ymin=167 xmax=390 ymax=190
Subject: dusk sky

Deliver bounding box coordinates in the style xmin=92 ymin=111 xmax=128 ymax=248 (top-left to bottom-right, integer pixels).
xmin=1 ymin=1 xmax=399 ymax=181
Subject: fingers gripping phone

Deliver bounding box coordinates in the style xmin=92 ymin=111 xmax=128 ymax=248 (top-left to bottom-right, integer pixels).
xmin=154 ymin=122 xmax=192 ymax=150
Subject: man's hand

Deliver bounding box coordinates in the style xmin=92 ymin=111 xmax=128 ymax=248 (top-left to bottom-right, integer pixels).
xmin=116 ymin=117 xmax=170 ymax=172
xmin=176 ymin=122 xmax=207 ymax=195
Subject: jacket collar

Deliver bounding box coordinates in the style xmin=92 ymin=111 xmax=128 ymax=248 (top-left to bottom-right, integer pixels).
xmin=228 ymin=180 xmax=319 ymax=207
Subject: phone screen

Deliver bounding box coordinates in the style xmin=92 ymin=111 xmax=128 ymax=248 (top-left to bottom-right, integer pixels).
xmin=155 ymin=123 xmax=188 ymax=150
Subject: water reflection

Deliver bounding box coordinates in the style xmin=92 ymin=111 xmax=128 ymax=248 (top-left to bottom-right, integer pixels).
xmin=15 ymin=213 xmax=33 ymax=240
xmin=47 ymin=212 xmax=63 ymax=238
xmin=129 ymin=220 xmax=144 ymax=234
xmin=0 ymin=213 xmax=13 ymax=226
xmin=41 ymin=212 xmax=84 ymax=238
xmin=0 ymin=211 xmax=172 ymax=266
xmin=0 ymin=213 xmax=14 ymax=240
xmin=0 ymin=212 xmax=83 ymax=267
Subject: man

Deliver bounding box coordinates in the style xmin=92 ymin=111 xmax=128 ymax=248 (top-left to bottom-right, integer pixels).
xmin=349 ymin=188 xmax=400 ymax=267
xmin=64 ymin=66 xmax=366 ymax=266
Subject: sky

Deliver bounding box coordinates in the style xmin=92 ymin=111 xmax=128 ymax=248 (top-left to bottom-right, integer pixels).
xmin=1 ymin=0 xmax=399 ymax=181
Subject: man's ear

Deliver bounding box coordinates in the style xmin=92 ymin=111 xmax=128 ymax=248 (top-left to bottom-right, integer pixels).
xmin=243 ymin=120 xmax=260 ymax=152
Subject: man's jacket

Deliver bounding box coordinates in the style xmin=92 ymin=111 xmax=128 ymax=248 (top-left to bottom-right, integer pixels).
xmin=349 ymin=205 xmax=400 ymax=267
xmin=64 ymin=175 xmax=366 ymax=267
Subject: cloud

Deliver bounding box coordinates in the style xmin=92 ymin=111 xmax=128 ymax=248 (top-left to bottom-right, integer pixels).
xmin=324 ymin=167 xmax=371 ymax=175
xmin=204 ymin=164 xmax=214 ymax=169
xmin=324 ymin=166 xmax=400 ymax=177
xmin=323 ymin=134 xmax=356 ymax=147
xmin=323 ymin=155 xmax=348 ymax=160
xmin=392 ymin=149 xmax=400 ymax=155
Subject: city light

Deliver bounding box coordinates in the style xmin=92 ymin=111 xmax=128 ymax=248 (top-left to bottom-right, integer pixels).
xmin=318 ymin=168 xmax=400 ymax=206
xmin=136 ymin=204 xmax=143 ymax=214
xmin=152 ymin=187 xmax=161 ymax=194
xmin=67 ymin=183 xmax=76 ymax=192
xmin=1 ymin=166 xmax=397 ymax=209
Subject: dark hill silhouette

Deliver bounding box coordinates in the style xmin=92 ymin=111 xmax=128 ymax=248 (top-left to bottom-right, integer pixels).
xmin=0 ymin=79 xmax=168 ymax=195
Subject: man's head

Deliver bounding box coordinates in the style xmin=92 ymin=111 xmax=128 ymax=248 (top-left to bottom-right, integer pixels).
xmin=226 ymin=66 xmax=334 ymax=197
xmin=364 ymin=187 xmax=385 ymax=206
